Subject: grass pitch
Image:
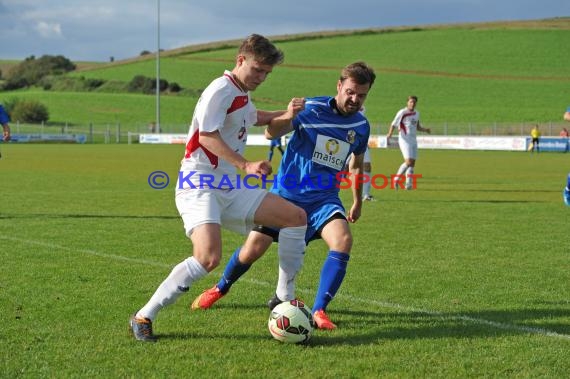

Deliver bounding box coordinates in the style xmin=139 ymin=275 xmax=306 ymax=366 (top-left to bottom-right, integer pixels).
xmin=1 ymin=144 xmax=569 ymax=378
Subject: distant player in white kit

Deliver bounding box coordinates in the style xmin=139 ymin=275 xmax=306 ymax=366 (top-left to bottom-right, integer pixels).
xmin=386 ymin=95 xmax=430 ymax=190
xmin=129 ymin=34 xmax=307 ymax=342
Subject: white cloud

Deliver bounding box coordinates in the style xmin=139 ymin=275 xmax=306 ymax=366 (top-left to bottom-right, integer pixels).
xmin=1 ymin=0 xmax=569 ymax=61
xmin=34 ymin=21 xmax=62 ymax=38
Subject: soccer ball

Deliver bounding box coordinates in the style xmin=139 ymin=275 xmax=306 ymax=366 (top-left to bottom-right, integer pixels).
xmin=268 ymin=299 xmax=314 ymax=344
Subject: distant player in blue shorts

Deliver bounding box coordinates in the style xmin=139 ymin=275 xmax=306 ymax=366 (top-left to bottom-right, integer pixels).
xmin=192 ymin=62 xmax=376 ymax=330
xmin=267 ymin=137 xmax=284 ymax=161
xmin=562 ymin=174 xmax=570 ymax=207
xmin=562 ymin=107 xmax=570 ymax=207
xmin=0 ymin=104 xmax=12 ymax=159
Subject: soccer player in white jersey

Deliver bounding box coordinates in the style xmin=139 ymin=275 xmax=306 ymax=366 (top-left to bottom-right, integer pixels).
xmin=386 ymin=96 xmax=431 ymax=190
xmin=191 ymin=62 xmax=376 ymax=330
xmin=129 ymin=34 xmax=308 ymax=342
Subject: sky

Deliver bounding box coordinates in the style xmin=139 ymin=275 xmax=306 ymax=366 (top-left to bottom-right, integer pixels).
xmin=0 ymin=0 xmax=569 ymax=62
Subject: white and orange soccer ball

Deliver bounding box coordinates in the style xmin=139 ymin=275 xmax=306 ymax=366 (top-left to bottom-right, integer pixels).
xmin=268 ymin=299 xmax=314 ymax=344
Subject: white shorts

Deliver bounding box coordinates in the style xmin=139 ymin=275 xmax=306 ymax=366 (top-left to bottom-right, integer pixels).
xmin=398 ymin=138 xmax=418 ymax=160
xmin=175 ymin=187 xmax=267 ymax=237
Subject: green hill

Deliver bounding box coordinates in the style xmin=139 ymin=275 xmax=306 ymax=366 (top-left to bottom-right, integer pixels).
xmin=1 ymin=18 xmax=569 ymax=133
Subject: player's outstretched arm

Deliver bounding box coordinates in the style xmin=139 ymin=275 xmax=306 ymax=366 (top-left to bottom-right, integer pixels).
xmin=265 ymin=97 xmax=304 ymax=139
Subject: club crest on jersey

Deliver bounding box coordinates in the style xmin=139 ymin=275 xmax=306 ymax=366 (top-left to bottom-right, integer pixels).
xmin=346 ymin=130 xmax=356 ymax=144
xmin=325 ymin=139 xmax=340 ymax=155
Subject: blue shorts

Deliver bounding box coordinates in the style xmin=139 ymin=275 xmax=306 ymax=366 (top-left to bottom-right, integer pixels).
xmin=0 ymin=106 xmax=9 ymax=125
xmin=253 ymin=195 xmax=346 ymax=244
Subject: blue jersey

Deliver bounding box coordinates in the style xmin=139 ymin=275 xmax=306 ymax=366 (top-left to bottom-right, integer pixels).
xmin=270 ymin=96 xmax=370 ymax=203
xmin=0 ymin=105 xmax=9 ymax=125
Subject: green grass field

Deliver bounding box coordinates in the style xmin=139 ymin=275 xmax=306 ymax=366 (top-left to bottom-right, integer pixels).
xmin=1 ymin=144 xmax=569 ymax=377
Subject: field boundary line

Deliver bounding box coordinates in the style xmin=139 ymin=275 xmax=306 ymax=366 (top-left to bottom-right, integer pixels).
xmin=0 ymin=235 xmax=172 ymax=268
xmin=4 ymin=235 xmax=569 ymax=341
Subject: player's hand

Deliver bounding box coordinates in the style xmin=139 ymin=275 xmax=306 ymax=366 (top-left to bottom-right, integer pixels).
xmin=245 ymin=160 xmax=273 ymax=176
xmin=347 ymin=202 xmax=362 ymax=223
xmin=286 ymin=97 xmax=305 ymax=118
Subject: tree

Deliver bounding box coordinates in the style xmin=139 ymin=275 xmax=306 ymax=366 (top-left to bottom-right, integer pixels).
xmin=3 ymin=55 xmax=76 ymax=90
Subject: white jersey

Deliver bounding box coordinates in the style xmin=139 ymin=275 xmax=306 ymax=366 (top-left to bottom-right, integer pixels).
xmin=391 ymin=107 xmax=420 ymax=143
xmin=179 ymin=70 xmax=257 ymax=189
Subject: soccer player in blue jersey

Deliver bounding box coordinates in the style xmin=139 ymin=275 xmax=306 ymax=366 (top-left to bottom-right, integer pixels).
xmin=0 ymin=104 xmax=11 ymax=159
xmin=192 ymin=62 xmax=376 ymax=330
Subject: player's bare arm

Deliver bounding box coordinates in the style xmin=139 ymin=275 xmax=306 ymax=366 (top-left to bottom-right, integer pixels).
xmin=418 ymin=122 xmax=431 ymax=134
xmin=265 ymin=97 xmax=305 ymax=139
xmin=256 ymin=110 xmax=286 ymax=126
xmin=2 ymin=124 xmax=10 ymax=141
xmin=386 ymin=124 xmax=396 ymax=139
xmin=347 ymin=152 xmax=364 ymax=223
xmin=199 ymin=130 xmax=272 ymax=175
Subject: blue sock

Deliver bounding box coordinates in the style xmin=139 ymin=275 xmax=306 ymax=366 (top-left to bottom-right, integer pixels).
xmin=216 ymin=248 xmax=251 ymax=294
xmin=566 ymin=173 xmax=570 ymax=190
xmin=312 ymin=251 xmax=350 ymax=313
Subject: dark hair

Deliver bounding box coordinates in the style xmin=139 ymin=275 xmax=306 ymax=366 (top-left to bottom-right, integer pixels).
xmin=339 ymin=61 xmax=376 ymax=88
xmin=409 ymin=95 xmax=418 ymax=102
xmin=238 ymin=34 xmax=284 ymax=66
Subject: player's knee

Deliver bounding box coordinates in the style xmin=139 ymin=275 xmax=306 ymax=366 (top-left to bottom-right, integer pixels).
xmin=193 ymin=252 xmax=221 ymax=272
xmin=286 ymin=206 xmax=307 ymax=227
xmin=201 ymin=256 xmax=221 ymax=272
xmin=331 ymin=233 xmax=352 ymax=252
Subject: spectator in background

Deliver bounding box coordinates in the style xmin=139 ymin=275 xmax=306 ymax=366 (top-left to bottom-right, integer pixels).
xmin=530 ymin=124 xmax=540 ymax=153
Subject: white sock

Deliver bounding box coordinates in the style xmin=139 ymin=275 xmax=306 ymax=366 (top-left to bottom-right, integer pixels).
xmin=137 ymin=256 xmax=207 ymax=321
xmin=363 ymin=170 xmax=372 ymax=197
xmin=396 ymin=162 xmax=408 ymax=176
xmin=405 ymin=166 xmax=414 ymax=189
xmin=395 ymin=163 xmax=408 ymax=188
xmin=275 ymin=225 xmax=307 ymax=301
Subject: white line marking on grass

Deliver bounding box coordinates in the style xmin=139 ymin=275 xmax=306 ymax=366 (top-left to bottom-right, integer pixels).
xmin=4 ymin=235 xmax=569 ymax=341
xmin=0 ymin=235 xmax=171 ymax=268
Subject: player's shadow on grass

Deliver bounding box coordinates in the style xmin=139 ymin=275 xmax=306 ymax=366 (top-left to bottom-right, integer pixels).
xmin=305 ymin=307 xmax=570 ymax=346
xmin=137 ymin=306 xmax=569 ymax=345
